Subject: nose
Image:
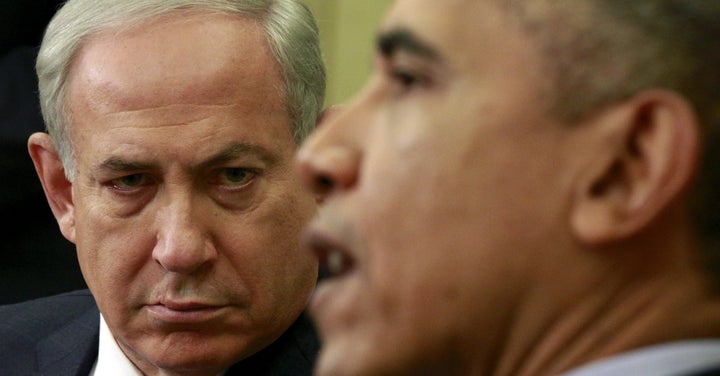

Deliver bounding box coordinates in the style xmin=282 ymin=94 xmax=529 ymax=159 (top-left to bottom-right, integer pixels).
xmin=152 ymin=196 xmax=217 ymax=274
xmin=296 ymin=106 xmax=361 ymax=201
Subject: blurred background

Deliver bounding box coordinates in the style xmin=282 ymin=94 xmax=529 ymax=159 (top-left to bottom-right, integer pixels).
xmin=1 ymin=0 xmax=86 ymax=304
xmin=0 ymin=0 xmax=392 ymax=304
xmin=307 ymin=0 xmax=393 ymax=106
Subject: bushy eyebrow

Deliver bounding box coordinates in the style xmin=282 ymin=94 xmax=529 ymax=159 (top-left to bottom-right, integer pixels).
xmin=377 ymin=28 xmax=440 ymax=62
xmin=97 ymin=158 xmax=152 ymax=174
xmin=198 ymin=143 xmax=277 ymax=169
xmin=95 ymin=143 xmax=277 ymax=175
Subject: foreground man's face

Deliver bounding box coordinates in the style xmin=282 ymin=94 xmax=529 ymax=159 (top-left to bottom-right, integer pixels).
xmin=297 ymin=0 xmax=582 ymax=374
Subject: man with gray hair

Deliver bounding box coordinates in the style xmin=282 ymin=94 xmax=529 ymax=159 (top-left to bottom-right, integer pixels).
xmin=0 ymin=0 xmax=326 ymax=375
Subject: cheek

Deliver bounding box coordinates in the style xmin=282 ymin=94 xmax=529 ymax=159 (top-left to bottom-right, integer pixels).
xmin=361 ymin=195 xmax=460 ymax=322
xmin=245 ymin=189 xmax=316 ymax=258
xmin=357 ymin=156 xmax=530 ymax=326
xmin=219 ymin=190 xmax=318 ymax=288
xmin=72 ymin=206 xmax=158 ymax=326
xmin=73 ymin=201 xmax=152 ymax=286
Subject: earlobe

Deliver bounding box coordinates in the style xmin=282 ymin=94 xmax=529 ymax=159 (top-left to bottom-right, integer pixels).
xmin=27 ymin=132 xmax=77 ymax=243
xmin=571 ymin=90 xmax=700 ymax=246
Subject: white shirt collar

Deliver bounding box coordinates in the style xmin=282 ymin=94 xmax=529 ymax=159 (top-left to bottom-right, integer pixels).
xmin=89 ymin=314 xmax=144 ymax=376
xmin=561 ymin=339 xmax=720 ymax=376
xmin=89 ymin=313 xmax=229 ymax=376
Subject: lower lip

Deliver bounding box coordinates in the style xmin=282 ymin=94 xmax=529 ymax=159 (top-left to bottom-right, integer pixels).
xmin=309 ymin=284 xmax=327 ymax=315
xmin=309 ymin=279 xmax=344 ymax=318
xmin=146 ymin=304 xmax=226 ymax=324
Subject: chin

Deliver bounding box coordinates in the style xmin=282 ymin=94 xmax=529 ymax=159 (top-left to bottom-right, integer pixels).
xmin=136 ymin=336 xmax=248 ymax=374
xmin=315 ymin=334 xmax=426 ymax=376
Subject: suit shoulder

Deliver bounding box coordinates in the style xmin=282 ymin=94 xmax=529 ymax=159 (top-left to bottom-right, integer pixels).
xmin=0 ymin=289 xmax=96 ymax=315
xmin=0 ymin=289 xmax=98 ymax=347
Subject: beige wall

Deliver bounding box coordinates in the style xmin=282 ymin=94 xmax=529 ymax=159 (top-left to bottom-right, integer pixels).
xmin=305 ymin=0 xmax=393 ymax=107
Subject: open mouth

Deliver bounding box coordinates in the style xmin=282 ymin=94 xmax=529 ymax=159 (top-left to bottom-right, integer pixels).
xmin=303 ymin=229 xmax=355 ymax=278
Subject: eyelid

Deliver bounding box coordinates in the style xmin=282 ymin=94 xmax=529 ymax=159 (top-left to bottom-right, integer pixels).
xmin=381 ymin=52 xmax=434 ymax=91
xmin=107 ymin=172 xmax=154 ymax=193
xmin=212 ymin=167 xmax=259 ymax=190
xmin=391 ymin=66 xmax=426 ymax=87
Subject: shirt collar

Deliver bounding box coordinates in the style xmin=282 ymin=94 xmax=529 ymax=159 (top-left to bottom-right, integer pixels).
xmin=561 ymin=339 xmax=720 ymax=376
xmin=90 ymin=313 xmax=229 ymax=376
xmin=90 ymin=313 xmax=143 ymax=376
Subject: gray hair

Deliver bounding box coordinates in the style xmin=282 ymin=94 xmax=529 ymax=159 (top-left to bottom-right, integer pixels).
xmin=36 ymin=0 xmax=326 ymax=180
xmin=505 ymin=0 xmax=720 ymax=282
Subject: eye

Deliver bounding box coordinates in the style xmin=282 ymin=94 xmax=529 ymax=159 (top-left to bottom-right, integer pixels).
xmin=381 ymin=55 xmax=432 ymax=94
xmin=390 ymin=67 xmax=422 ymax=89
xmin=212 ymin=167 xmax=257 ymax=188
xmin=109 ymin=173 xmax=151 ymax=191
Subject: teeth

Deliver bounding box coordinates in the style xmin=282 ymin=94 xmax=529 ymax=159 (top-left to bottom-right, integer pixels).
xmin=327 ymin=249 xmax=347 ymax=275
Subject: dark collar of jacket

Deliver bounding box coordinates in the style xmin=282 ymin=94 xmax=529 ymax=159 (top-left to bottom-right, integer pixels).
xmin=36 ymin=304 xmax=99 ymax=375
xmin=8 ymin=290 xmax=319 ymax=376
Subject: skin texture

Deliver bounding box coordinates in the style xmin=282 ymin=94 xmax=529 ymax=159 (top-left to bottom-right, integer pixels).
xmin=296 ymin=0 xmax=720 ymax=375
xmin=300 ymin=1 xmax=575 ymax=373
xmin=28 ymin=12 xmax=318 ymax=376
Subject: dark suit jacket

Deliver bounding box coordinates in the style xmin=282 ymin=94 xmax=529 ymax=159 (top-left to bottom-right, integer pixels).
xmin=0 ymin=289 xmax=319 ymax=375
xmin=691 ymin=367 xmax=720 ymax=376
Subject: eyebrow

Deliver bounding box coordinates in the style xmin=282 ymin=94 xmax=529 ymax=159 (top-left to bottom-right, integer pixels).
xmin=198 ymin=143 xmax=277 ymax=169
xmin=377 ymin=29 xmax=440 ymax=61
xmin=96 ymin=143 xmax=278 ymax=174
xmin=97 ymin=159 xmax=152 ymax=174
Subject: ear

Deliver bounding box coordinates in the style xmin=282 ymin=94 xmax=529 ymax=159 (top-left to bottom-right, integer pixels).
xmin=571 ymin=90 xmax=700 ymax=246
xmin=27 ymin=132 xmax=77 ymax=243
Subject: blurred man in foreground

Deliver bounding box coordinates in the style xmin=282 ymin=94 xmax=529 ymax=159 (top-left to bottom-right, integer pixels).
xmin=297 ymin=1 xmax=720 ymax=375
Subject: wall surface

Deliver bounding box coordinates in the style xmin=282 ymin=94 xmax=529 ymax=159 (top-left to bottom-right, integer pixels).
xmin=305 ymin=0 xmax=393 ymax=106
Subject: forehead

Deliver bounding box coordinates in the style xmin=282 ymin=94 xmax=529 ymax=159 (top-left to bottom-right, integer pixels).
xmin=68 ymin=11 xmax=283 ymax=113
xmin=383 ymin=0 xmax=517 ymax=44
xmin=63 ymin=11 xmax=294 ymax=165
xmin=381 ymin=0 xmax=538 ymax=67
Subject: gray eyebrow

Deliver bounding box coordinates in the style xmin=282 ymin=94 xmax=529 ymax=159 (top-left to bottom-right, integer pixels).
xmin=95 ymin=142 xmax=278 ymax=175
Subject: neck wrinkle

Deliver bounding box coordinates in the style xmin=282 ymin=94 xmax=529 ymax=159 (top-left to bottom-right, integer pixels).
xmin=494 ymin=266 xmax=720 ymax=376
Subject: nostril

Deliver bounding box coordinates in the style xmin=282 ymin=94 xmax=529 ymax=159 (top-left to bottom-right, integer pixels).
xmin=296 ymin=145 xmax=360 ymax=196
xmin=315 ymin=174 xmax=335 ymax=194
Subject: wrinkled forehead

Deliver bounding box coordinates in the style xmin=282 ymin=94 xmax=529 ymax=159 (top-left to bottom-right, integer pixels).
xmin=67 ymin=11 xmax=282 ymax=113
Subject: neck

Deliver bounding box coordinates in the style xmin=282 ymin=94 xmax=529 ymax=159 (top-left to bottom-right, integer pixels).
xmin=489 ymin=252 xmax=720 ymax=376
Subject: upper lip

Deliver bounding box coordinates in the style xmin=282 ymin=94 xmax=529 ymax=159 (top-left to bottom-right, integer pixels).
xmin=303 ymin=225 xmax=355 ymax=278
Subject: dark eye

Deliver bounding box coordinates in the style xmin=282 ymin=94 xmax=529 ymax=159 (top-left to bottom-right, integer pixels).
xmin=215 ymin=167 xmax=256 ymax=187
xmin=391 ymin=68 xmax=420 ymax=88
xmin=111 ymin=173 xmax=150 ymax=190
